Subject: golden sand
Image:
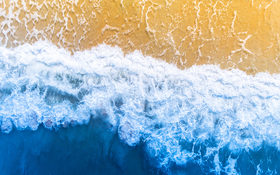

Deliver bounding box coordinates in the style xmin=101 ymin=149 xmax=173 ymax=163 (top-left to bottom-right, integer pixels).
xmin=0 ymin=0 xmax=280 ymax=74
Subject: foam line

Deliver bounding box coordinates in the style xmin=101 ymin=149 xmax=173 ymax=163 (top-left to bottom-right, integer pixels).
xmin=0 ymin=41 xmax=280 ymax=171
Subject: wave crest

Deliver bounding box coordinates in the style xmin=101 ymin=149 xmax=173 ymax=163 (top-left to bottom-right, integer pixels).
xmin=1 ymin=41 xmax=280 ymax=172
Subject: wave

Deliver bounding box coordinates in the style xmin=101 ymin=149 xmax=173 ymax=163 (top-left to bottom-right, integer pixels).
xmin=1 ymin=41 xmax=280 ymax=173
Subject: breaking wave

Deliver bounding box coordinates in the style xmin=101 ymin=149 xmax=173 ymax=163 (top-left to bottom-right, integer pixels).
xmin=1 ymin=41 xmax=280 ymax=174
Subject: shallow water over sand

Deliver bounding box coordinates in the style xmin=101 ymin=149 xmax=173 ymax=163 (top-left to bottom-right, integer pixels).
xmin=1 ymin=0 xmax=280 ymax=73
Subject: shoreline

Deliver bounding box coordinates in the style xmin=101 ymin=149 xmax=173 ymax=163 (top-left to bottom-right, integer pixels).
xmin=1 ymin=0 xmax=280 ymax=74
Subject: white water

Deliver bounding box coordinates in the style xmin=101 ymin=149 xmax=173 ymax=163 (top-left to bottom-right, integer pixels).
xmin=0 ymin=41 xmax=280 ymax=169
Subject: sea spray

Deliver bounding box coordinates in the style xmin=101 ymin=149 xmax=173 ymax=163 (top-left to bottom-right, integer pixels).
xmin=0 ymin=41 xmax=280 ymax=174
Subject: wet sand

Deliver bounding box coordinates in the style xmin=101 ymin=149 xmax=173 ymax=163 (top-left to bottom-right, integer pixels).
xmin=1 ymin=0 xmax=280 ymax=74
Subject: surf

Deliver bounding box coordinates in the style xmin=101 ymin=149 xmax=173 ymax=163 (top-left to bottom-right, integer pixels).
xmin=0 ymin=41 xmax=280 ymax=174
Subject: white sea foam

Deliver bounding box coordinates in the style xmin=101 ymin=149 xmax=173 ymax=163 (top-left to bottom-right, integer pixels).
xmin=0 ymin=41 xmax=280 ymax=169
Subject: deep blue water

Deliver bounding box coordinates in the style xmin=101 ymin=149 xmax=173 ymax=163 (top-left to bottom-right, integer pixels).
xmin=1 ymin=117 xmax=280 ymax=175
xmin=1 ymin=42 xmax=280 ymax=174
xmin=0 ymin=118 xmax=149 ymax=175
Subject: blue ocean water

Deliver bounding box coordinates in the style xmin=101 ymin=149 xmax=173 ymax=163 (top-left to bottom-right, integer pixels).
xmin=1 ymin=41 xmax=280 ymax=174
xmin=3 ymin=118 xmax=279 ymax=175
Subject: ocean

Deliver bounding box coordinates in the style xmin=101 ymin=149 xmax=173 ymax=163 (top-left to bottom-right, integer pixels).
xmin=1 ymin=0 xmax=280 ymax=174
xmin=0 ymin=42 xmax=279 ymax=174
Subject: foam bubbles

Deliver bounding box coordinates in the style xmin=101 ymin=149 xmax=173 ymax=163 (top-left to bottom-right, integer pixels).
xmin=0 ymin=41 xmax=280 ymax=172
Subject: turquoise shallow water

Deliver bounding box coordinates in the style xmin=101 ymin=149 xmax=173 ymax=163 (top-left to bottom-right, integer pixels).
xmin=1 ymin=41 xmax=280 ymax=174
